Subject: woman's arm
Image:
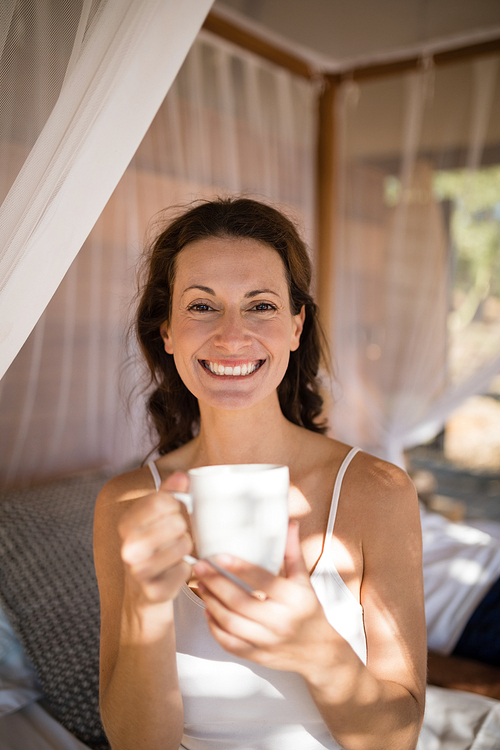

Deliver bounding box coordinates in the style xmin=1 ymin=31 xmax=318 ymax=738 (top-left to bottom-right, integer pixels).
xmin=93 ymin=470 xmax=193 ymax=750
xmin=195 ymin=458 xmax=426 ymax=750
xmin=305 ymin=460 xmax=427 ymax=749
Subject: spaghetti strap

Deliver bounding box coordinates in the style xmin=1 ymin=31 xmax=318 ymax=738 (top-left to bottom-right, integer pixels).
xmin=323 ymin=447 xmax=361 ymax=552
xmin=147 ymin=459 xmax=162 ymax=492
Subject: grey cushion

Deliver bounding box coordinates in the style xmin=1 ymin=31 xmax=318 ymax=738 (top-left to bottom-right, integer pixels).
xmin=0 ymin=472 xmax=112 ymax=749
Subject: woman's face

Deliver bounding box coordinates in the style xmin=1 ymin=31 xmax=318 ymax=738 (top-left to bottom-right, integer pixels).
xmin=160 ymin=236 xmax=305 ymax=412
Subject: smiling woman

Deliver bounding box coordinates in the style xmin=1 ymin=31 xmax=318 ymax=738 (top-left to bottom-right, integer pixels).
xmin=159 ymin=236 xmax=305 ymax=414
xmin=93 ymin=197 xmax=427 ymax=750
xmin=135 ymin=199 xmax=326 ymax=454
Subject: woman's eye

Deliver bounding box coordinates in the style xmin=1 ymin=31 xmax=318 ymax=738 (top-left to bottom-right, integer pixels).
xmin=187 ymin=303 xmax=214 ymax=312
xmin=251 ymin=302 xmax=276 ymax=312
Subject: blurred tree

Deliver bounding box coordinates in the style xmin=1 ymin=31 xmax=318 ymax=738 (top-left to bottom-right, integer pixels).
xmin=434 ymin=166 xmax=500 ymax=330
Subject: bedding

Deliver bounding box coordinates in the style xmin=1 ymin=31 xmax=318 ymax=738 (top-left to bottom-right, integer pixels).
xmin=419 ymin=686 xmax=500 ymax=750
xmin=0 ymin=471 xmax=112 ymax=750
xmin=0 ymin=700 xmax=92 ymax=750
xmin=0 ymin=601 xmax=42 ymax=716
xmin=421 ymin=504 xmax=500 ymax=655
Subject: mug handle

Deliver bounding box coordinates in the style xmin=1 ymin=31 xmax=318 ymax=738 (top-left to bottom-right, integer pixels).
xmin=171 ymin=491 xmax=193 ymax=514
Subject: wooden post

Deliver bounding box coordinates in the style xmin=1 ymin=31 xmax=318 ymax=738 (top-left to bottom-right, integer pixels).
xmin=315 ymin=75 xmax=338 ymax=342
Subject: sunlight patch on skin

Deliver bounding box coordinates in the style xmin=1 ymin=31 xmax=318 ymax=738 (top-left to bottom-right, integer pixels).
xmin=287 ymin=485 xmax=310 ymax=521
xmin=287 ymin=484 xmax=359 ymax=593
xmin=358 ymin=529 xmax=426 ymax=709
xmin=361 ymin=580 xmax=424 ymax=697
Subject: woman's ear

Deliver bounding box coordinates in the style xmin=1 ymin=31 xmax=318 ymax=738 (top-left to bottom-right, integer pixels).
xmin=290 ymin=305 xmax=305 ymax=352
xmin=160 ymin=322 xmax=174 ymax=354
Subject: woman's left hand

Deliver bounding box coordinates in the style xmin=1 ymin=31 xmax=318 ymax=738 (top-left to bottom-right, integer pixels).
xmin=193 ymin=522 xmax=341 ymax=677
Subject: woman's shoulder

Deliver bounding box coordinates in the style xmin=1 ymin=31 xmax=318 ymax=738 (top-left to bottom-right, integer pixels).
xmin=336 ymin=447 xmax=419 ymax=542
xmin=347 ymin=449 xmax=416 ymax=506
xmin=298 ymin=430 xmax=408 ymax=478
xmin=98 ymin=465 xmax=156 ymax=501
xmin=96 ymin=443 xmax=194 ymax=509
xmin=307 ymin=434 xmax=417 ymax=514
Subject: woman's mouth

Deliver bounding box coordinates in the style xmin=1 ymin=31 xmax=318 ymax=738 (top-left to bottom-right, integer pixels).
xmin=200 ymin=360 xmax=264 ymax=376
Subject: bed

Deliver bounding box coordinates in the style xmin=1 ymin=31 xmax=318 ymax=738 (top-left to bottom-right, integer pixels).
xmin=1 ymin=470 xmax=499 ymax=750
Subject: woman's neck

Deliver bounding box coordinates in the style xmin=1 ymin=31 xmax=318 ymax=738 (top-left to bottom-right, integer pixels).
xmin=191 ymin=395 xmax=300 ymax=467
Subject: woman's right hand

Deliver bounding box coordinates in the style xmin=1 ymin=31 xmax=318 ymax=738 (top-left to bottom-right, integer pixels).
xmin=118 ymin=471 xmax=193 ymax=606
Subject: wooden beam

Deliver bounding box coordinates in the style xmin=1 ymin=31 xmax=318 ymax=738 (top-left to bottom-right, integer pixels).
xmin=315 ymin=78 xmax=337 ymax=341
xmin=338 ymin=36 xmax=500 ymax=83
xmin=204 ymin=11 xmax=500 ymax=86
xmin=435 ymin=36 xmax=500 ymax=66
xmin=346 ymin=58 xmax=420 ymax=83
xmin=203 ymin=12 xmax=316 ymax=80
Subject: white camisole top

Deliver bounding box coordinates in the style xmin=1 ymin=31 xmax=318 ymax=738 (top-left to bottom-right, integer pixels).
xmin=147 ymin=447 xmax=366 ymax=750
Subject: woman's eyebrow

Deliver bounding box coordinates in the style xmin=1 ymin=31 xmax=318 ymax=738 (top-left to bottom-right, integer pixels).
xmin=182 ymin=286 xmax=281 ymax=298
xmin=182 ymin=285 xmax=215 ymax=295
xmin=245 ymin=289 xmax=281 ymax=298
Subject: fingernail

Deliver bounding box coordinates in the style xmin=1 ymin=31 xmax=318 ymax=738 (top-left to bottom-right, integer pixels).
xmin=251 ymin=590 xmax=267 ymax=601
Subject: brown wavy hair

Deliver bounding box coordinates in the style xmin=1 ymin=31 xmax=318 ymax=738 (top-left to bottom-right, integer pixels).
xmin=135 ymin=197 xmax=329 ymax=455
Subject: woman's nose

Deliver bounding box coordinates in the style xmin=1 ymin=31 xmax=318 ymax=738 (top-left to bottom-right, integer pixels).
xmin=213 ymin=312 xmax=252 ymax=350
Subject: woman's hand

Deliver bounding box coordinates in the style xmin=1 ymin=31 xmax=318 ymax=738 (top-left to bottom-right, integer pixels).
xmin=194 ymin=521 xmax=342 ymax=679
xmin=118 ymin=471 xmax=193 ymax=606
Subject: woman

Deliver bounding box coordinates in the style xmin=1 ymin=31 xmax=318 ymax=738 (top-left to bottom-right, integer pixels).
xmin=94 ymin=198 xmax=426 ymax=750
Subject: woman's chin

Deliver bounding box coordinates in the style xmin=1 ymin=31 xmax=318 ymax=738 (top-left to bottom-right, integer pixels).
xmin=195 ymin=380 xmax=281 ymax=413
xmin=198 ymin=389 xmax=264 ymax=412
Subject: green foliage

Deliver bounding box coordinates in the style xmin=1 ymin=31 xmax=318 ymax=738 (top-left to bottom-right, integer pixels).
xmin=434 ymin=166 xmax=500 ymax=322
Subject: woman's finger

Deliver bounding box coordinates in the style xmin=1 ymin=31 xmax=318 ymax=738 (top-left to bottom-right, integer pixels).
xmin=141 ymin=559 xmax=192 ymax=603
xmin=283 ymin=521 xmax=309 ymax=583
xmin=195 ymin=556 xmax=278 ymax=595
xmin=203 ymin=594 xmax=278 ymax=659
xmin=195 ymin=553 xmax=311 ymax=615
xmin=118 ymin=471 xmax=189 ymax=538
xmin=121 ymin=511 xmax=188 ymax=565
xmin=118 ymin=494 xmax=181 ymax=541
xmin=198 ymin=581 xmax=280 ymax=645
xmin=204 ymin=609 xmax=257 ymax=657
xmin=161 ymin=470 xmax=189 ymax=495
xmin=128 ymin=532 xmax=193 ymax=581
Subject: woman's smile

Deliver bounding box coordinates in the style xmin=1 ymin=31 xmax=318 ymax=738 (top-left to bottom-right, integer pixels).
xmin=200 ymin=359 xmax=265 ymax=377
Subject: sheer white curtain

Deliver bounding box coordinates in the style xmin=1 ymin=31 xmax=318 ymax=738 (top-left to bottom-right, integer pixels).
xmin=0 ymin=0 xmax=213 ymax=383
xmin=330 ymin=54 xmax=500 ymax=466
xmin=0 ymin=27 xmax=318 ymax=487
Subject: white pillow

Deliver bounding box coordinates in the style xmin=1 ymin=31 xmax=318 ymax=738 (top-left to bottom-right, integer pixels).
xmin=0 ymin=601 xmax=42 ymax=716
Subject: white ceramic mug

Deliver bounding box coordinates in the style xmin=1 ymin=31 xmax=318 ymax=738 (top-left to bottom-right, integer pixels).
xmin=173 ymin=464 xmax=289 ymax=575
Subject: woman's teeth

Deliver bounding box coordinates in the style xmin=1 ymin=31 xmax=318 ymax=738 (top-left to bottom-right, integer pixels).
xmin=204 ymin=361 xmax=261 ymax=376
